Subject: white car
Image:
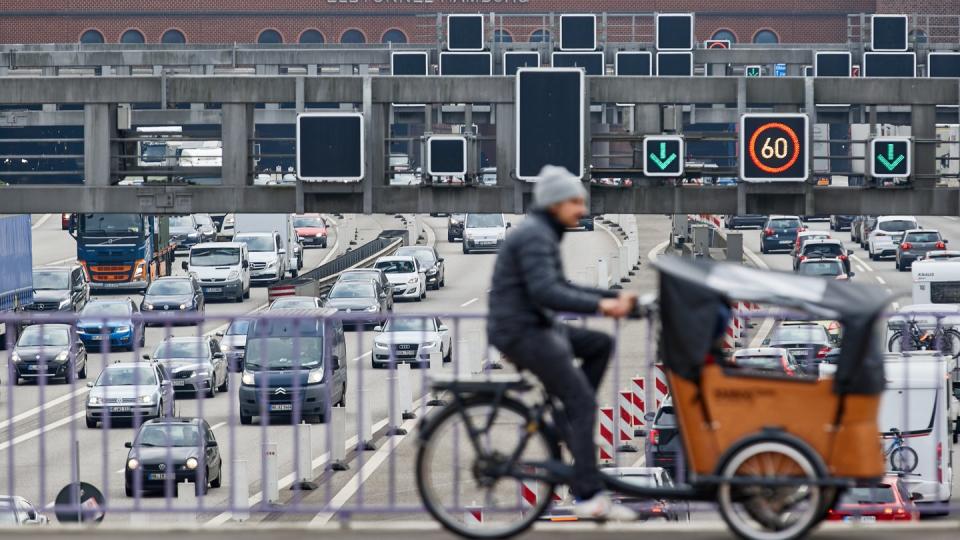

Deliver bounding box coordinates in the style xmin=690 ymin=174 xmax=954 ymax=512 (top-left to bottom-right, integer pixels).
xmin=868 ymin=215 xmax=918 ymax=260
xmin=374 ymin=255 xmax=427 ymax=301
xmin=462 ymin=213 xmax=509 ymax=254
xmin=233 ymin=232 xmax=287 ymax=284
xmin=371 ymin=317 xmax=452 ymax=369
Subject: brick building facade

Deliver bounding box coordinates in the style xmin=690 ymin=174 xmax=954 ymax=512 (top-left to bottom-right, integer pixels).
xmin=0 ymin=1 xmax=952 ymax=45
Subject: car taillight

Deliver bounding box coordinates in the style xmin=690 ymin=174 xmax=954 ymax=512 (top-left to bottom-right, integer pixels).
xmin=799 ymin=255 xmax=806 ymax=261
xmin=839 ymin=254 xmax=847 ymax=260
xmin=816 ymin=346 xmax=831 ymax=359
xmin=936 ymin=241 xmax=946 ymax=249
xmin=798 ymin=226 xmax=807 ymax=232
xmin=649 ymin=428 xmax=660 ymax=445
xmin=764 ymin=228 xmax=774 ymax=237
xmin=937 ymin=442 xmax=943 ymax=483
xmin=900 ymin=242 xmax=912 ymax=250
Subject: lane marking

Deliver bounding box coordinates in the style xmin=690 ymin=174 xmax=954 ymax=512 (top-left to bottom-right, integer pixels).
xmin=1 ymin=386 xmax=89 ymax=427
xmin=876 ymin=276 xmax=887 ymax=285
xmin=42 ymin=256 xmax=76 ymax=266
xmin=0 ymin=411 xmax=85 ymax=452
xmin=460 ymin=298 xmax=478 ymax=308
xmin=32 ymin=214 xmax=53 ymax=230
xmin=851 ymin=254 xmax=873 ymax=273
xmin=855 ymin=264 xmax=865 ymax=273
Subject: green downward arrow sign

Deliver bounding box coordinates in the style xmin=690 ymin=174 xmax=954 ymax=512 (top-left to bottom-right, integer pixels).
xmin=876 ymin=143 xmax=905 ymax=171
xmin=649 ymin=142 xmax=678 ymax=170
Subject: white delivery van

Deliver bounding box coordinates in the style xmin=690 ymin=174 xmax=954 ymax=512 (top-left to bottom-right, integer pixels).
xmin=912 ymin=259 xmax=960 ymax=304
xmin=881 ymin=353 xmax=954 ymax=510
xmin=183 ymin=242 xmax=250 ymax=302
xmin=233 ymin=214 xmax=303 ymax=277
xmin=461 ymin=213 xmax=509 ymax=254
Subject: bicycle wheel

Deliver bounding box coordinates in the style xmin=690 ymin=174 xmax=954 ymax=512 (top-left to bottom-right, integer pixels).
xmin=887 ymin=331 xmax=905 ymax=353
xmin=941 ymin=329 xmax=960 ymax=356
xmin=717 ymin=440 xmax=823 ymax=540
xmin=416 ymin=396 xmax=561 ymax=539
xmin=889 ymin=446 xmax=919 ymax=473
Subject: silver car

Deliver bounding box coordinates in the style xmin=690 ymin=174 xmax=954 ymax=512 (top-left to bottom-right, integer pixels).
xmin=85 ymin=362 xmax=174 ymax=428
xmin=372 ymin=317 xmax=452 ymax=369
xmin=149 ymin=336 xmax=228 ymax=398
xmin=218 ymin=319 xmax=249 ymax=372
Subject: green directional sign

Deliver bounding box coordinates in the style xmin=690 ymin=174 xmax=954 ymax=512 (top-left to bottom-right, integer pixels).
xmin=869 ymin=136 xmax=911 ymax=179
xmin=745 ymin=65 xmax=762 ymax=77
xmin=643 ymin=135 xmax=684 ymax=177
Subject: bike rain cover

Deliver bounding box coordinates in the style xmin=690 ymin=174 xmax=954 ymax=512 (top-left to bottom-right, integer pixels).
xmin=655 ymin=256 xmax=892 ymax=395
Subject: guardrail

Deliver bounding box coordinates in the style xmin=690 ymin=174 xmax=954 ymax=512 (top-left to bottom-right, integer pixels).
xmin=0 ymin=307 xmax=956 ymax=528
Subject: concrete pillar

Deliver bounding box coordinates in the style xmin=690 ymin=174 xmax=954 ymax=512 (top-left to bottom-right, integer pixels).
xmin=693 ymin=225 xmax=710 ymax=258
xmin=221 ymin=103 xmax=253 ymax=188
xmin=83 ymin=104 xmax=118 ymax=186
xmin=363 ymin=77 xmax=385 ymax=214
xmin=494 ymin=103 xmax=519 ymax=212
xmin=912 ymin=104 xmax=937 ymax=189
xmin=726 ymin=232 xmax=743 ymax=263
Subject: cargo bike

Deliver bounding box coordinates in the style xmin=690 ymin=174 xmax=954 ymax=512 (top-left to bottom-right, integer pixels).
xmin=415 ymin=257 xmax=893 ymax=540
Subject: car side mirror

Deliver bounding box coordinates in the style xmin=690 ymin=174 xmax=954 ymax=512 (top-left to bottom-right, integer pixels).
xmin=124 ymin=442 xmax=133 ymax=448
xmin=278 ymin=249 xmax=286 ymax=255
xmin=181 ymin=261 xmax=188 ymax=271
xmin=438 ymin=257 xmax=445 ymax=262
xmin=215 ymin=331 xmax=224 ymax=337
xmin=213 ymin=352 xmax=224 ymax=359
xmin=438 ymin=325 xmax=449 ymax=332
xmin=331 ymin=355 xmax=341 ymax=370
xmin=506 ymin=223 xmax=512 ymax=228
xmin=945 ymin=239 xmax=950 ymax=244
xmin=206 ymin=440 xmax=218 ymax=447
xmin=373 ymin=325 xmax=383 ymax=333
xmin=910 ymin=492 xmax=924 ymax=501
xmin=242 ymin=260 xmax=249 ymax=268
xmin=142 ymin=354 xmax=150 ymax=360
xmin=643 ymin=411 xmax=656 ymax=423
xmin=762 ymin=338 xmax=770 ymax=346
xmin=86 ymin=381 xmax=94 ymax=388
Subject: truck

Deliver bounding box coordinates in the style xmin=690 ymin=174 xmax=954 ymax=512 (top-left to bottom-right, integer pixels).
xmin=0 ymin=215 xmax=34 ymax=338
xmin=70 ymin=214 xmax=176 ymax=292
xmin=232 ymin=214 xmax=303 ymax=277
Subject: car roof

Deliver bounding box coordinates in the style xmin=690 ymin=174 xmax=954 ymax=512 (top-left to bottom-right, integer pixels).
xmin=87 ymin=298 xmax=131 ymax=306
xmin=258 ymin=307 xmax=337 ymax=318
xmin=797 ymin=230 xmax=828 ymax=237
xmin=799 ymin=257 xmax=843 ymax=265
xmin=376 ymin=255 xmax=416 ymax=262
xmin=903 ymin=228 xmax=936 ymax=234
xmin=152 ymin=276 xmax=193 ymax=282
xmin=803 ymin=238 xmax=843 ymax=246
xmin=342 ymin=268 xmax=382 ymax=274
xmin=876 ymin=215 xmax=917 ymax=221
xmin=159 ymin=335 xmax=210 ymax=343
xmin=106 ymin=361 xmax=157 ymax=370
xmin=192 ymin=242 xmax=245 ymax=249
xmin=142 ymin=416 xmax=203 ymax=426
xmin=22 ymin=323 xmax=72 ymax=331
xmin=768 ymin=215 xmax=801 ymax=220
xmin=272 ymin=295 xmax=317 ymax=301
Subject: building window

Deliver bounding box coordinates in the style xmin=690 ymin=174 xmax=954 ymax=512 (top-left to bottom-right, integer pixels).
xmin=910 ymin=29 xmax=928 ymax=44
xmin=530 ymin=29 xmax=551 ymax=43
xmin=382 ymin=29 xmax=407 ymax=44
xmin=752 ymin=29 xmax=779 ymax=44
xmin=493 ymin=29 xmax=513 ymax=43
xmin=79 ymin=29 xmax=104 ymax=44
xmin=341 ymin=29 xmax=366 ymax=44
xmin=257 ymin=29 xmax=283 ymax=44
xmin=710 ymin=29 xmax=737 ymax=44
xmin=120 ymin=29 xmax=145 ymax=44
xmin=299 ymin=29 xmax=325 ymax=44
xmin=161 ymin=29 xmax=186 ymax=44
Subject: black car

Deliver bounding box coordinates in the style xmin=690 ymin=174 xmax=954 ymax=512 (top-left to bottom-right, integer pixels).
xmin=760 ymin=215 xmax=804 ymax=254
xmin=322 ymin=280 xmax=389 ymax=326
xmin=141 ymin=276 xmax=205 ymax=324
xmin=11 ymin=324 xmax=87 ymax=384
xmin=124 ymin=417 xmax=222 ymax=497
xmin=168 ymin=215 xmax=203 ymax=253
xmin=762 ymin=322 xmax=835 ymax=375
xmin=724 ymin=214 xmax=768 ymax=230
xmin=829 ymin=215 xmax=855 ymax=231
xmin=644 ymin=397 xmax=685 ymax=481
xmin=396 ymin=245 xmax=445 ymax=290
xmin=25 ymin=265 xmax=89 ymax=314
xmin=337 ymin=269 xmax=394 ymax=311
xmin=149 ymin=336 xmax=228 ymax=398
xmin=447 ymin=213 xmax=465 ymax=242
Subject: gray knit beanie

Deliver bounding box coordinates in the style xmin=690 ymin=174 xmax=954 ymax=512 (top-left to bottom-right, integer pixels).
xmin=533 ymin=165 xmax=587 ymax=209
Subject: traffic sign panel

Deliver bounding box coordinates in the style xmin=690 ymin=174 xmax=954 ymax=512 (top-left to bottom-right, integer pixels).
xmin=427 ymin=135 xmax=467 ymax=177
xmin=869 ymin=136 xmax=911 ymax=178
xmin=740 ymin=113 xmax=809 ymax=182
xmin=296 ymin=112 xmax=364 ymax=181
xmin=704 ymin=39 xmax=729 ymax=49
xmin=745 ymin=65 xmax=762 ymax=77
xmin=447 ymin=14 xmax=484 ymax=52
xmin=643 ymin=136 xmax=684 ymax=177
xmin=516 ymin=68 xmax=584 ymax=181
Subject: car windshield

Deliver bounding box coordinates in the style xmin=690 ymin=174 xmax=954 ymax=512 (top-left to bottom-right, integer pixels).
xmin=450 ymin=213 xmax=466 ymax=222
xmin=190 ymin=247 xmax=240 ymax=266
xmin=655 ymin=406 xmax=677 ymax=427
xmin=771 ymin=325 xmax=828 ymax=343
xmin=168 ymin=216 xmax=194 ymax=230
xmin=375 ymin=260 xmax=415 ymax=274
xmin=879 ymin=220 xmax=916 ymax=232
xmin=904 ymin=232 xmax=940 ymax=243
xmin=465 ymin=214 xmax=504 ymax=228
xmin=136 ymin=424 xmax=204 ymax=447
xmin=81 ymin=214 xmax=141 ymax=235
xmin=384 ymin=318 xmax=437 ymax=333
xmin=82 ymin=302 xmax=130 ymax=317
xmin=799 ymin=234 xmax=829 ymax=246
xmin=245 ymin=319 xmax=324 ymax=370
xmin=226 ymin=320 xmax=249 ymax=336
xmin=339 ymin=271 xmax=377 ymax=283
xmin=803 ymin=244 xmax=844 ymax=258
xmin=397 ymin=248 xmax=436 ymax=266
xmin=153 ymin=340 xmax=207 ymax=360
xmin=194 ymin=215 xmax=213 ymax=228
xmin=330 ymin=282 xmax=375 ymax=299
xmin=839 ymin=485 xmax=896 ymax=505
xmin=733 ymin=354 xmax=784 ymax=371
xmin=96 ymin=366 xmax=156 ymax=386
xmin=293 ymin=216 xmax=325 ymax=228
xmin=234 ymin=235 xmax=274 ymax=252
xmin=270 ymin=298 xmax=316 ymax=310
xmin=33 ymin=269 xmax=70 ymax=290
xmin=146 ymin=280 xmax=193 ymax=296
xmin=768 ymin=218 xmax=801 ymax=229
xmin=798 ymin=262 xmax=843 ymax=276
xmin=18 ymin=326 xmax=70 ymax=347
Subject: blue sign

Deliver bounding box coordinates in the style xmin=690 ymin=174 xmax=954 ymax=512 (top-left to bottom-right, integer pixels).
xmin=774 ymin=63 xmax=787 ymax=77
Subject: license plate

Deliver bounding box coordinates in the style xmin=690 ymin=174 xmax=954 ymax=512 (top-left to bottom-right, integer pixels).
xmin=89 ymin=335 xmax=103 ymax=340
xmin=270 ymin=404 xmax=293 ymax=412
xmin=110 ymin=406 xmax=131 ymax=413
xmin=205 ymin=287 xmax=222 ymax=293
xmin=26 ymin=365 xmax=39 ymax=370
xmin=843 ymin=516 xmax=876 ymax=523
xmin=148 ymin=473 xmax=174 ymax=481
xmin=172 ymin=380 xmax=186 ymax=386
xmin=480 ymin=241 xmax=495 ymax=246
xmin=396 ymin=350 xmax=417 ymax=357
xmin=780 ymin=240 xmax=792 ymax=244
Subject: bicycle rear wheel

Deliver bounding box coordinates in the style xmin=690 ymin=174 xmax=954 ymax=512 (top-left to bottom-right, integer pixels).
xmin=416 ymin=396 xmax=561 ymax=539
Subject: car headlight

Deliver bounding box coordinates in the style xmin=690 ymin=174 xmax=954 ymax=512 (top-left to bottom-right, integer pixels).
xmin=137 ymin=395 xmax=155 ymax=404
xmin=88 ymin=396 xmax=103 ymax=405
xmin=10 ymin=352 xmax=20 ymax=363
xmin=426 ymin=268 xmax=438 ymax=275
xmin=196 ymin=369 xmax=211 ymax=378
xmin=266 ymin=260 xmax=277 ymax=267
xmin=143 ymin=303 xmax=154 ymax=311
xmin=422 ymin=341 xmax=440 ymax=350
xmin=241 ymin=370 xmax=255 ymax=385
xmin=54 ymin=350 xmax=69 ymax=362
xmin=407 ymin=277 xmax=419 ymax=284
xmin=58 ymin=298 xmax=72 ymax=310
xmin=365 ymin=305 xmax=378 ymax=312
xmin=185 ymin=457 xmax=199 ymax=470
xmin=374 ymin=341 xmax=388 ymax=350
xmin=227 ymin=270 xmax=240 ymax=280
xmin=116 ymin=326 xmax=131 ymax=334
xmin=127 ymin=458 xmax=140 ymax=470
xmin=179 ymin=303 xmax=188 ymax=310
xmin=306 ymin=367 xmax=324 ymax=384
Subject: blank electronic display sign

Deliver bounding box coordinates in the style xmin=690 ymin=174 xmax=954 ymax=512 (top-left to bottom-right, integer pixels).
xmin=656 ymin=13 xmax=694 ymax=50
xmin=871 ymin=14 xmax=908 ymax=51
xmin=559 ymin=14 xmax=597 ymax=51
xmin=427 ymin=136 xmax=467 ymax=177
xmin=814 ymin=52 xmax=851 ymax=77
xmin=296 ymin=112 xmax=364 ymax=181
xmin=439 ymin=52 xmax=492 ymax=75
xmin=503 ymin=51 xmax=540 ymax=75
xmin=863 ymin=52 xmax=915 ymax=77
xmin=448 ymin=14 xmax=484 ymax=51
xmin=551 ymin=52 xmax=604 ymax=75
xmin=391 ymin=51 xmax=428 ymax=76
xmin=516 ymin=68 xmax=584 ymax=181
xmin=656 ymin=52 xmax=693 ymax=76
xmin=929 ymin=52 xmax=960 ymax=78
xmin=615 ymin=52 xmax=652 ymax=76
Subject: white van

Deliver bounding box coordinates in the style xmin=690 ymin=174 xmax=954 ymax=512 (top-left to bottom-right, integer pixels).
xmin=881 ymin=353 xmax=954 ymax=509
xmin=233 ymin=214 xmax=303 ymax=276
xmin=461 ymin=213 xmax=509 ymax=254
xmin=912 ymin=259 xmax=960 ymax=304
xmin=233 ymin=232 xmax=287 ymax=285
xmin=183 ymin=242 xmax=250 ymax=302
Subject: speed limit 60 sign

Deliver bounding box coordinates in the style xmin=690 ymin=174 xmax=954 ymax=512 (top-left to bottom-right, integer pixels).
xmin=740 ymin=113 xmax=809 ymax=182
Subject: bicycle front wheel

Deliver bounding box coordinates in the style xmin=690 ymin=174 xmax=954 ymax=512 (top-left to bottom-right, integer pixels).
xmin=416 ymin=396 xmax=561 ymax=539
xmin=889 ymin=446 xmax=919 ymax=473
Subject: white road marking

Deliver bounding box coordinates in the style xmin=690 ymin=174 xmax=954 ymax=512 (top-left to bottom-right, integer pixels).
xmin=647 ymin=240 xmax=669 ymax=262
xmin=31 ymin=213 xmax=53 ymax=230
xmin=460 ymin=297 xmax=478 ymax=308
xmin=594 ymin=222 xmax=624 ymax=249
xmin=855 ymin=264 xmax=865 ymax=273
xmin=42 ymin=256 xmax=76 ymax=266
xmin=0 ymin=411 xmax=85 ymax=452
xmin=1 ymin=386 xmax=89 ymax=427
xmin=850 ymin=254 xmax=873 ymax=272
xmin=876 ymin=276 xmax=886 ymax=285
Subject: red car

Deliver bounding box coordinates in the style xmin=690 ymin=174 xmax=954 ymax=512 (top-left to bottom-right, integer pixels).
xmin=827 ymin=475 xmax=920 ymax=522
xmin=292 ymin=213 xmax=328 ymax=248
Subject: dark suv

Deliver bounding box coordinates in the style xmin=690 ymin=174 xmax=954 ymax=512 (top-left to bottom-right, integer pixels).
xmin=447 ymin=213 xmax=465 ymax=242
xmin=26 ymin=265 xmax=89 ymax=314
xmin=645 ymin=396 xmax=685 ymax=480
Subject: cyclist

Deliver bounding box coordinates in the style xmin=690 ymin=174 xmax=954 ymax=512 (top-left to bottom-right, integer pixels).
xmin=487 ymin=165 xmax=637 ymax=520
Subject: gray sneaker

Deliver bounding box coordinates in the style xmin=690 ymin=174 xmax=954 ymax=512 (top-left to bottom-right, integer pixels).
xmin=573 ymin=493 xmax=638 ymax=521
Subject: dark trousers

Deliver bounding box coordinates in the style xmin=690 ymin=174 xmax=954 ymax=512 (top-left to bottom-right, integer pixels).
xmin=492 ymin=325 xmax=613 ymax=499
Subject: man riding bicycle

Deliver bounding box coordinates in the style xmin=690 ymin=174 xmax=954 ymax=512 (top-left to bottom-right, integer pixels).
xmin=487 ymin=165 xmax=638 ymax=520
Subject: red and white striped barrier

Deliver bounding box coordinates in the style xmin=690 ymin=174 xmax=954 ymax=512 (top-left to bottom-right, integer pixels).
xmin=520 ymin=479 xmax=563 ymax=512
xmin=653 ymin=365 xmax=669 ymax=410
xmin=465 ymin=502 xmax=483 ymax=526
xmin=617 ymin=391 xmax=639 ymax=452
xmin=629 ymin=377 xmax=646 ymax=436
xmin=267 ymin=284 xmax=297 ymax=302
xmin=598 ymin=407 xmax=615 ymax=464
